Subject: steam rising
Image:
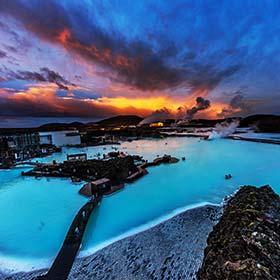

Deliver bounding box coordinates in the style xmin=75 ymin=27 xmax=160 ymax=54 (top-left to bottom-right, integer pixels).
xmin=186 ymin=97 xmax=211 ymax=119
xmin=208 ymin=120 xmax=239 ymax=140
xmin=139 ymin=108 xmax=171 ymax=125
xmin=139 ymin=96 xmax=211 ymax=125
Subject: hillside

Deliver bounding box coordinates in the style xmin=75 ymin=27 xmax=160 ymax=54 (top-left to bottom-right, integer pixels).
xmin=239 ymin=114 xmax=280 ymax=132
xmin=38 ymin=122 xmax=85 ymax=132
xmin=94 ymin=115 xmax=143 ymax=127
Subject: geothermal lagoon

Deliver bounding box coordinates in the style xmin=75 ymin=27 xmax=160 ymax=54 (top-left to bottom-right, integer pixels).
xmin=0 ymin=137 xmax=280 ymax=272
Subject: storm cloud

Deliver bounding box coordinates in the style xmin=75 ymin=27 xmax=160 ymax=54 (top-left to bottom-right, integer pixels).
xmin=0 ymin=0 xmax=242 ymax=92
xmin=0 ymin=0 xmax=280 ymax=121
xmin=9 ymin=67 xmax=75 ymax=90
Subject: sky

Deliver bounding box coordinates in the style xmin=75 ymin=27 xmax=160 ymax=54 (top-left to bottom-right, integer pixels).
xmin=0 ymin=0 xmax=280 ymax=127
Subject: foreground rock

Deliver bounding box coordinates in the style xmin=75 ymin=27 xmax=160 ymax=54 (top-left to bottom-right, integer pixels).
xmin=1 ymin=205 xmax=220 ymax=280
xmin=198 ymin=185 xmax=280 ymax=280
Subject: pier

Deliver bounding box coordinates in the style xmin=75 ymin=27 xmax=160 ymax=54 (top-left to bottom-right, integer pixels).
xmin=35 ymin=195 xmax=102 ymax=280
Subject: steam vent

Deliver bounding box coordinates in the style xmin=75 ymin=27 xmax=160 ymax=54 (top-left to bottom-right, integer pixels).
xmin=198 ymin=185 xmax=280 ymax=280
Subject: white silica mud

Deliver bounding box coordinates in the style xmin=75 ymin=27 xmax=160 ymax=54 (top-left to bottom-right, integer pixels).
xmin=0 ymin=137 xmax=280 ymax=272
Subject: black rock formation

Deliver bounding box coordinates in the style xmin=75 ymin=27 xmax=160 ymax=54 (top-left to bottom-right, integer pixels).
xmin=198 ymin=185 xmax=280 ymax=280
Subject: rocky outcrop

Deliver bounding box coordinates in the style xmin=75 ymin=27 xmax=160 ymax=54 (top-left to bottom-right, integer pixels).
xmin=141 ymin=155 xmax=179 ymax=168
xmin=198 ymin=185 xmax=280 ymax=280
xmin=22 ymin=156 xmax=140 ymax=185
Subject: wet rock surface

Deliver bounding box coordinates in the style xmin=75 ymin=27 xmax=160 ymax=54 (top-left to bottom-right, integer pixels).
xmin=1 ymin=205 xmax=220 ymax=280
xmin=198 ymin=185 xmax=280 ymax=280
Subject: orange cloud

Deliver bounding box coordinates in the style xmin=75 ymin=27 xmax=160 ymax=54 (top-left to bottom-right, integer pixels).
xmin=96 ymin=94 xmax=228 ymax=119
xmin=0 ymin=84 xmax=153 ymax=117
xmin=57 ymin=28 xmax=71 ymax=44
xmin=0 ymin=81 xmax=228 ymax=119
xmin=96 ymin=96 xmax=182 ymax=112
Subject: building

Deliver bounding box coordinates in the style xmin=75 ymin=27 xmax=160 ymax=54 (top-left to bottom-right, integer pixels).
xmin=39 ymin=130 xmax=81 ymax=147
xmin=91 ymin=178 xmax=111 ymax=193
xmin=67 ymin=153 xmax=87 ymax=161
xmin=79 ymin=178 xmax=111 ymax=197
xmin=6 ymin=133 xmax=40 ymax=151
xmin=149 ymin=122 xmax=164 ymax=127
xmin=40 ymin=144 xmax=61 ymax=156
xmin=12 ymin=133 xmax=40 ymax=160
xmin=0 ymin=132 xmax=40 ymax=162
xmin=0 ymin=137 xmax=15 ymax=167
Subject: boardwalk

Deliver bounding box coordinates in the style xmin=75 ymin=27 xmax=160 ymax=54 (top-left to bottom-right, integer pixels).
xmin=35 ymin=195 xmax=102 ymax=280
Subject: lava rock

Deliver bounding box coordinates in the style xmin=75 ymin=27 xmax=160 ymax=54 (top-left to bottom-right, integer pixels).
xmin=198 ymin=185 xmax=280 ymax=280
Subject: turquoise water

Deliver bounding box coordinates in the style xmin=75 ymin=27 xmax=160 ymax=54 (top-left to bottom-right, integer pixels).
xmin=0 ymin=137 xmax=280 ymax=271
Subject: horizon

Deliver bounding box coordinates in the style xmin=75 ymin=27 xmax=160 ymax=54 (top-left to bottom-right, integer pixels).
xmin=1 ymin=1 xmax=280 ymax=126
xmin=0 ymin=112 xmax=279 ymax=129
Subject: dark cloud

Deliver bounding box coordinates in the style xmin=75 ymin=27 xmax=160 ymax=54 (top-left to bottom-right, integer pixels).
xmin=0 ymin=97 xmax=114 ymax=117
xmin=0 ymin=50 xmax=7 ymax=58
xmin=230 ymin=94 xmax=244 ymax=108
xmin=186 ymin=97 xmax=211 ymax=119
xmin=3 ymin=44 xmax=17 ymax=53
xmin=183 ymin=52 xmax=197 ymax=61
xmin=0 ymin=0 xmax=241 ymax=92
xmin=184 ymin=64 xmax=241 ymax=92
xmin=9 ymin=67 xmax=75 ymax=90
xmin=0 ymin=0 xmax=70 ymax=42
xmin=218 ymin=93 xmax=252 ymax=118
xmin=0 ymin=95 xmax=152 ymax=118
xmin=0 ymin=19 xmax=25 ymax=48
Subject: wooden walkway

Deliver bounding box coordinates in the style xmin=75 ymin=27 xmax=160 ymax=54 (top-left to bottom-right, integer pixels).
xmin=35 ymin=195 xmax=102 ymax=280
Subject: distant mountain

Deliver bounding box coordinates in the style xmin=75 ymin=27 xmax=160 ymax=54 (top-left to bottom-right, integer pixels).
xmin=38 ymin=115 xmax=144 ymax=131
xmin=240 ymin=114 xmax=279 ymax=126
xmin=93 ymin=115 xmax=143 ymax=127
xmin=240 ymin=114 xmax=280 ymax=132
xmin=2 ymin=114 xmax=280 ymax=133
xmin=38 ymin=122 xmax=85 ymax=131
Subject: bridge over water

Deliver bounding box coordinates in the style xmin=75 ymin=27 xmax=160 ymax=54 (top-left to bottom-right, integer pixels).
xmin=35 ymin=195 xmax=102 ymax=280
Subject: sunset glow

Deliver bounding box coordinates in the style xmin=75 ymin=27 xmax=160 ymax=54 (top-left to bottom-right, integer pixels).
xmin=97 ymin=96 xmax=182 ymax=112
xmin=0 ymin=0 xmax=280 ymax=126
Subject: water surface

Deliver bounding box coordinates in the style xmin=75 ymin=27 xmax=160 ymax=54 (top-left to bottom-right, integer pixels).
xmin=0 ymin=137 xmax=279 ymax=271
